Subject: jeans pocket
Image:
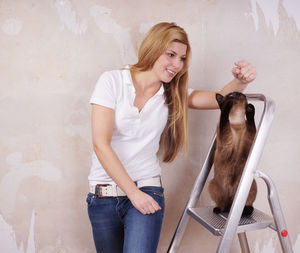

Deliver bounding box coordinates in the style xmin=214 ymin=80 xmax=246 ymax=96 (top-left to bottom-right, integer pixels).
xmin=140 ymin=186 xmax=164 ymax=198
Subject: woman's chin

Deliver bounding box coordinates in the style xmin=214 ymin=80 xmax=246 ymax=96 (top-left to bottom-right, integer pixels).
xmin=161 ymin=76 xmax=174 ymax=83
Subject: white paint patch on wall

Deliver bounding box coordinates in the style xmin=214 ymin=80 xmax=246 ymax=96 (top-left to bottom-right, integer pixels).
xmin=0 ymin=152 xmax=62 ymax=217
xmin=0 ymin=210 xmax=36 ymax=253
xmin=90 ymin=5 xmax=136 ymax=65
xmin=139 ymin=22 xmax=156 ymax=35
xmin=55 ymin=0 xmax=87 ymax=35
xmin=293 ymin=233 xmax=300 ymax=252
xmin=26 ymin=210 xmax=36 ymax=253
xmin=250 ymin=0 xmax=280 ymax=35
xmin=255 ymin=237 xmax=275 ymax=253
xmin=0 ymin=214 xmax=24 ymax=253
xmin=2 ymin=18 xmax=23 ymax=35
xmin=282 ymin=0 xmax=300 ymax=30
xmin=250 ymin=0 xmax=300 ymax=36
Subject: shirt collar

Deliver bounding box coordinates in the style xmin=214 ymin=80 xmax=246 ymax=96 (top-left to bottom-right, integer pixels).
xmin=123 ymin=65 xmax=133 ymax=85
xmin=157 ymin=84 xmax=164 ymax=95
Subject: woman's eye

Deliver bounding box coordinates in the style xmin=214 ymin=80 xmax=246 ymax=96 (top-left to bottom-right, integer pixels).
xmin=167 ymin=53 xmax=174 ymax=57
xmin=181 ymin=57 xmax=186 ymax=61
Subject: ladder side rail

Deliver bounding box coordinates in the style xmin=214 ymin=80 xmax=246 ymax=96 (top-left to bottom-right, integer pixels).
xmin=238 ymin=233 xmax=251 ymax=253
xmin=168 ymin=136 xmax=216 ymax=253
xmin=256 ymin=170 xmax=294 ymax=253
xmin=216 ymin=94 xmax=276 ymax=253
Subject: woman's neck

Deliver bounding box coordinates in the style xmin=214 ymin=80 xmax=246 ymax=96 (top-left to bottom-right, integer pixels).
xmin=131 ymin=70 xmax=161 ymax=94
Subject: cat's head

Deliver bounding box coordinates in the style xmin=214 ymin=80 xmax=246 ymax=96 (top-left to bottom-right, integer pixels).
xmin=216 ymin=92 xmax=255 ymax=126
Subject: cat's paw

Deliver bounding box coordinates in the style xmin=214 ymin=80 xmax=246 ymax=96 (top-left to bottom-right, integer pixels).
xmin=242 ymin=206 xmax=254 ymax=216
xmin=213 ymin=207 xmax=221 ymax=214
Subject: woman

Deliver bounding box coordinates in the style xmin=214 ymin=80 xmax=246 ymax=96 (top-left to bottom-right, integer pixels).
xmin=86 ymin=22 xmax=256 ymax=253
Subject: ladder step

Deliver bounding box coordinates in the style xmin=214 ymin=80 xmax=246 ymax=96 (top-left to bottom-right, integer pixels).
xmin=188 ymin=206 xmax=275 ymax=236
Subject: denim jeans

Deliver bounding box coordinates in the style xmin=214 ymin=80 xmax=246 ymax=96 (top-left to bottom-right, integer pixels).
xmin=86 ymin=186 xmax=165 ymax=253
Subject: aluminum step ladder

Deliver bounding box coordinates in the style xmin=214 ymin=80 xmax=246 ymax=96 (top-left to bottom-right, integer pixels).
xmin=168 ymin=94 xmax=293 ymax=253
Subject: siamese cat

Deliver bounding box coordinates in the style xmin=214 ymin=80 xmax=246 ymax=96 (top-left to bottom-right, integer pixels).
xmin=208 ymin=92 xmax=257 ymax=216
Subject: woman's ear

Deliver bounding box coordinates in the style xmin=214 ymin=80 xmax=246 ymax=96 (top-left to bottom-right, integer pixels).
xmin=216 ymin=93 xmax=224 ymax=109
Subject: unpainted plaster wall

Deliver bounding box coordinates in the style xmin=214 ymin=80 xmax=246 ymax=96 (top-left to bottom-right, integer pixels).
xmin=1 ymin=0 xmax=300 ymax=252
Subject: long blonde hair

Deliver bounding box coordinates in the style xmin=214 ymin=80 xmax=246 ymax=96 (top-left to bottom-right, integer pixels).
xmin=131 ymin=22 xmax=191 ymax=162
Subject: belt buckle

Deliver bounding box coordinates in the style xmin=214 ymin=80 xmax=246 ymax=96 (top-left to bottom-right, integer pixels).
xmin=96 ymin=184 xmax=110 ymax=198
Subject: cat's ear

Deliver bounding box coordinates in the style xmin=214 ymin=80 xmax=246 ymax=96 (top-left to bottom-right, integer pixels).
xmin=216 ymin=93 xmax=224 ymax=109
xmin=246 ymin=103 xmax=255 ymax=118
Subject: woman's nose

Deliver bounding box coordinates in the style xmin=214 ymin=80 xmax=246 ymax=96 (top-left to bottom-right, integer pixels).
xmin=172 ymin=57 xmax=182 ymax=69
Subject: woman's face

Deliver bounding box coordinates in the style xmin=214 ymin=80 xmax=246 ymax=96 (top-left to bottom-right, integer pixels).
xmin=152 ymin=41 xmax=187 ymax=83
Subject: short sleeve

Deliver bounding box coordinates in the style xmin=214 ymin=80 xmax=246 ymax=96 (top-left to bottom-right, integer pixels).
xmin=90 ymin=72 xmax=116 ymax=109
xmin=188 ymin=87 xmax=195 ymax=96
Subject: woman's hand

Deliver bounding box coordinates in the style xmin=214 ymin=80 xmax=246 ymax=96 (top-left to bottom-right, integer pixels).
xmin=127 ymin=188 xmax=161 ymax=215
xmin=232 ymin=61 xmax=257 ymax=84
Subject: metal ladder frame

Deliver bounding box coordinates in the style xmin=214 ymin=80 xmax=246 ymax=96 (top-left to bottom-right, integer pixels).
xmin=167 ymin=94 xmax=293 ymax=253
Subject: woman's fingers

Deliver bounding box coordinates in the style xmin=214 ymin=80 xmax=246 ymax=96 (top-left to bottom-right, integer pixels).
xmin=233 ymin=61 xmax=257 ymax=84
xmin=141 ymin=198 xmax=161 ymax=214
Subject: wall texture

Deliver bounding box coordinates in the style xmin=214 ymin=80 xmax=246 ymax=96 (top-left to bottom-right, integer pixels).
xmin=1 ymin=0 xmax=299 ymax=252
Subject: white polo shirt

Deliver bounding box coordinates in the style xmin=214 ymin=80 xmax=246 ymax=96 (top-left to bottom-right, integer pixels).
xmin=88 ymin=68 xmax=168 ymax=185
xmin=88 ymin=67 xmax=194 ymax=186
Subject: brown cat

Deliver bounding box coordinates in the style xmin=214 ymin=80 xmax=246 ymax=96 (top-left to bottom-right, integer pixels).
xmin=208 ymin=92 xmax=257 ymax=216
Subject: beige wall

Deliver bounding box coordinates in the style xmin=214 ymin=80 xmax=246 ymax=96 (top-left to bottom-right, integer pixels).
xmin=1 ymin=0 xmax=299 ymax=252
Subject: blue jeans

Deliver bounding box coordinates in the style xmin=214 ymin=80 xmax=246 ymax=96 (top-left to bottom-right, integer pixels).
xmin=86 ymin=186 xmax=165 ymax=253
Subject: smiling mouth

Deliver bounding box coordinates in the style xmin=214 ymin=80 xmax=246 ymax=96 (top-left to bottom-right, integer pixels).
xmin=166 ymin=69 xmax=176 ymax=76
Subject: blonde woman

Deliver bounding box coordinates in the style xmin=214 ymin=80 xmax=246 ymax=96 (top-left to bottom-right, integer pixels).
xmin=86 ymin=22 xmax=256 ymax=253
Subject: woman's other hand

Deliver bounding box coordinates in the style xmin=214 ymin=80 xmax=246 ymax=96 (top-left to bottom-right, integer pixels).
xmin=232 ymin=61 xmax=257 ymax=84
xmin=128 ymin=188 xmax=161 ymax=215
